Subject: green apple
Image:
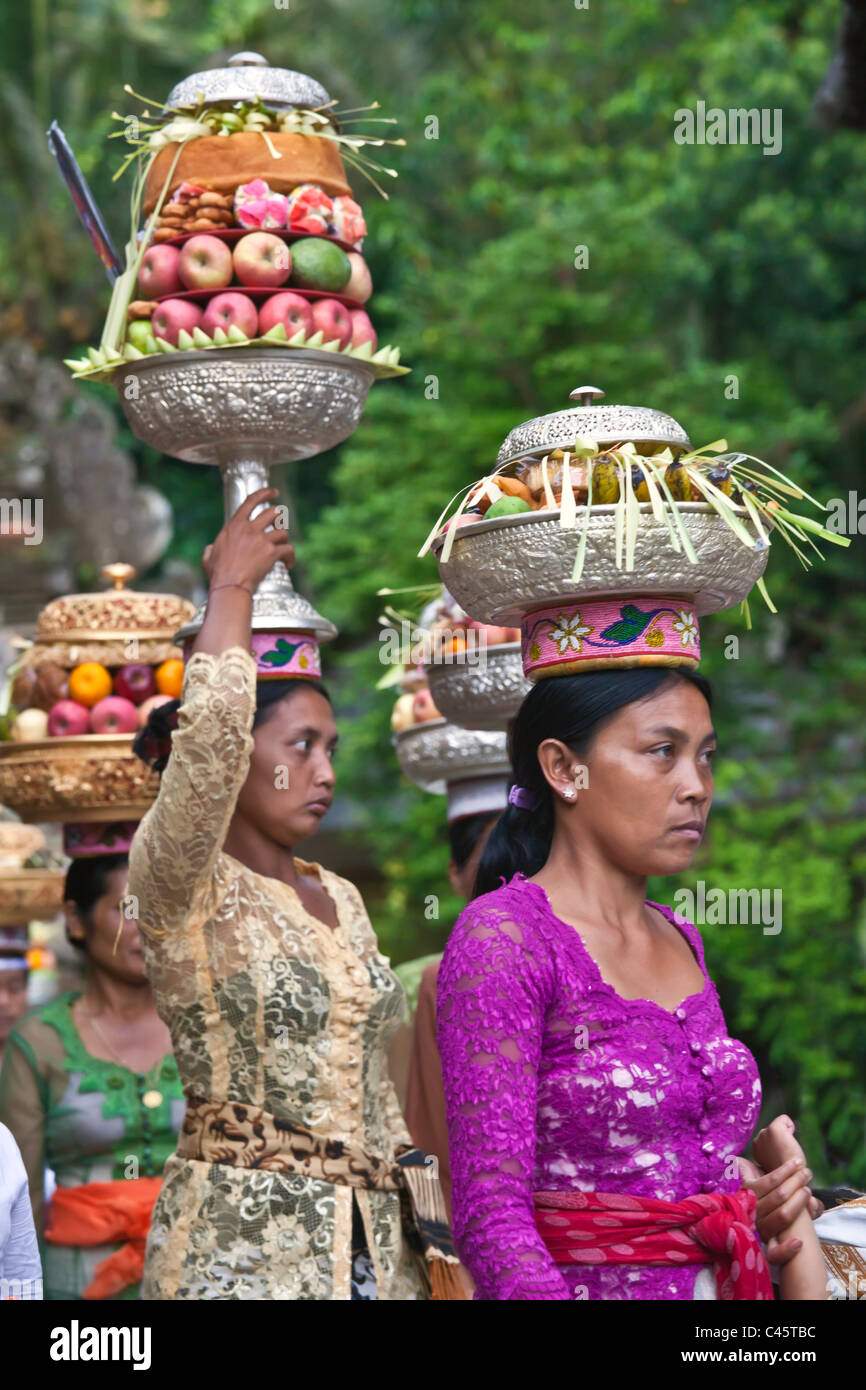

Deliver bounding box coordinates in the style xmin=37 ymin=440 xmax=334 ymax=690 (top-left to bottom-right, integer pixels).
xmin=290 ymin=237 xmax=351 ymax=292
xmin=485 ymin=496 xmax=533 ymax=519
xmin=127 ymin=320 xmax=157 ymax=353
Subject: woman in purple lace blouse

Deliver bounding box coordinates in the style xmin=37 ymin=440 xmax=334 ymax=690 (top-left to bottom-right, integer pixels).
xmin=437 ymin=667 xmax=817 ymax=1300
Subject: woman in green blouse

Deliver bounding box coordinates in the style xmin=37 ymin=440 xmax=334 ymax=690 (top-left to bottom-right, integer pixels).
xmin=0 ymin=840 xmax=183 ymax=1299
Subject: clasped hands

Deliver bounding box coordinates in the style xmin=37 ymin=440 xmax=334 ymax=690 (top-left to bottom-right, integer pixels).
xmin=738 ymin=1114 xmax=823 ymax=1268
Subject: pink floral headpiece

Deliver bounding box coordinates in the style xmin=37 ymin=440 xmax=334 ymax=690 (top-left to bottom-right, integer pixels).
xmin=521 ymin=595 xmax=700 ymax=680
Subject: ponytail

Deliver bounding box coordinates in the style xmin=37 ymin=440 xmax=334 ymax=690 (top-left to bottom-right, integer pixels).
xmin=472 ymin=667 xmax=713 ymax=899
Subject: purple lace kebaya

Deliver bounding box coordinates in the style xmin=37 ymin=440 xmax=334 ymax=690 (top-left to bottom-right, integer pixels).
xmin=436 ymin=873 xmax=762 ymax=1300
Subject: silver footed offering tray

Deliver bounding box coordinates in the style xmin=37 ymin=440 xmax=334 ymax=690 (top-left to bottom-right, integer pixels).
xmin=392 ymin=717 xmax=510 ymax=795
xmin=421 ymin=386 xmax=849 ymax=628
xmin=56 ymin=50 xmax=412 ymax=637
xmin=426 ymin=639 xmax=531 ymax=731
xmin=116 ymin=348 xmax=375 ymax=465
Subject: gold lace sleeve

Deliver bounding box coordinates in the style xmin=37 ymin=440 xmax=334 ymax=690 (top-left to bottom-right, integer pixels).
xmin=128 ymin=646 xmax=257 ymax=935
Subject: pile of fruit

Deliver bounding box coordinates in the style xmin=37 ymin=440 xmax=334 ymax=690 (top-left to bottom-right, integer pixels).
xmin=437 ymin=445 xmax=757 ymax=532
xmin=4 ymin=658 xmax=183 ymax=743
xmin=390 ymin=678 xmax=441 ymax=733
xmin=423 ymin=595 xmax=521 ymax=657
xmin=124 ymin=224 xmax=376 ymax=356
xmin=64 ymin=76 xmax=408 ymax=383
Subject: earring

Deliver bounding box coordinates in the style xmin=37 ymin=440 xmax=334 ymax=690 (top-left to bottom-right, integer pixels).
xmin=563 ymin=787 xmax=576 ymax=801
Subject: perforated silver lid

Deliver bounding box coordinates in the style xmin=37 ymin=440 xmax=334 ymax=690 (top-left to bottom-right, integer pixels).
xmin=495 ymin=386 xmax=691 ymax=465
xmin=164 ymin=51 xmax=331 ymax=112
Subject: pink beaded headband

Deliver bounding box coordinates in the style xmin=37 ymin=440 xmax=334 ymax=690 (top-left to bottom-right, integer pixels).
xmin=182 ymin=631 xmax=322 ymax=680
xmin=249 ymin=631 xmax=322 ymax=680
xmin=521 ymin=595 xmax=700 ymax=681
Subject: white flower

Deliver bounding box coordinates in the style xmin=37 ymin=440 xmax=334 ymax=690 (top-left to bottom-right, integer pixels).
xmin=671 ymin=610 xmax=699 ymax=648
xmin=550 ymin=612 xmax=593 ymax=655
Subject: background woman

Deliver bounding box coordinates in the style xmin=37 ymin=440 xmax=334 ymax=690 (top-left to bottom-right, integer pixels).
xmin=438 ymin=669 xmax=823 ymax=1299
xmin=403 ymin=809 xmax=498 ymax=1221
xmin=127 ymin=490 xmax=432 ymax=1301
xmin=0 ymin=847 xmax=183 ymax=1300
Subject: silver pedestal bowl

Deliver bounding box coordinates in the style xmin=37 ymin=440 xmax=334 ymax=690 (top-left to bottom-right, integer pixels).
xmin=426 ymin=642 xmax=531 ymax=731
xmin=117 ymin=348 xmax=376 ymax=639
xmin=432 ymin=504 xmax=771 ymax=627
xmin=392 ymin=718 xmax=510 ymax=795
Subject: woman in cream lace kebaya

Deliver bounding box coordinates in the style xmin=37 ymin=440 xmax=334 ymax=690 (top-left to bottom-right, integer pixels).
xmin=126 ymin=489 xmax=427 ymax=1300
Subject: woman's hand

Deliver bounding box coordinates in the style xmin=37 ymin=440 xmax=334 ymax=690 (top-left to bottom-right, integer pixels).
xmin=193 ymin=488 xmax=295 ymax=659
xmin=201 ymin=486 xmax=294 ymax=592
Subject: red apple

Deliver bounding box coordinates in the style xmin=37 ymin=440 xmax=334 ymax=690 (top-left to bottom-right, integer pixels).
xmin=344 ymin=252 xmax=373 ymax=304
xmin=47 ymin=699 xmax=91 ymax=737
xmin=233 ymin=232 xmax=292 ymax=288
xmin=412 ymin=688 xmax=441 ymax=724
xmin=439 ymin=510 xmax=484 ymax=535
xmin=258 ymin=291 xmax=314 ymax=338
xmin=310 ymin=298 xmax=352 ymax=348
xmin=138 ymin=693 xmax=174 ymax=726
xmin=89 ymin=696 xmax=140 ymax=736
xmin=178 ymin=234 xmax=233 ymax=291
xmin=114 ymin=663 xmax=156 ymax=705
xmin=201 ymin=292 xmax=258 ymax=339
xmin=138 ymin=244 xmax=183 ymax=297
xmin=347 ymin=308 xmax=377 ymax=350
xmin=151 ymin=298 xmax=203 ymax=346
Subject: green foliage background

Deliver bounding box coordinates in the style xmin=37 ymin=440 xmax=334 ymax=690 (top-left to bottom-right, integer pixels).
xmin=1 ymin=0 xmax=864 ymax=1183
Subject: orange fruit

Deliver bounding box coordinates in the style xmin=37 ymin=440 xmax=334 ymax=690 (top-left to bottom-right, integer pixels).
xmin=155 ymin=658 xmax=184 ymax=698
xmin=68 ymin=662 xmax=113 ymax=708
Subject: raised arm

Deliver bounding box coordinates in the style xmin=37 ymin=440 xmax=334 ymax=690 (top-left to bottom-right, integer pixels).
xmin=436 ymin=901 xmax=569 ymax=1300
xmin=128 ymin=487 xmax=295 ymax=933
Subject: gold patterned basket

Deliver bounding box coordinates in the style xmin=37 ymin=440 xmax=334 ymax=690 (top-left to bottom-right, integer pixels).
xmin=0 ymin=869 xmax=65 ymax=927
xmin=0 ymin=563 xmax=191 ymax=823
xmin=16 ymin=563 xmax=196 ymax=671
xmin=0 ymin=825 xmax=64 ymax=926
xmin=0 ymin=734 xmax=160 ymax=824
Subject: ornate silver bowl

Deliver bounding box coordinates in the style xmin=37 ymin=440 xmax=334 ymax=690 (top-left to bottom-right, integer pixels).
xmin=392 ymin=719 xmax=510 ymax=795
xmin=116 ymin=348 xmax=375 ymax=466
xmin=426 ymin=642 xmax=531 ymax=731
xmin=117 ymin=349 xmax=375 ymax=640
xmin=431 ymin=504 xmax=771 ymax=627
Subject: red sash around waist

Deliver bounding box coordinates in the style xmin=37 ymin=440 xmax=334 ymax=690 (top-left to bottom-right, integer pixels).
xmin=44 ymin=1177 xmax=162 ymax=1300
xmin=534 ymin=1186 xmax=773 ymax=1300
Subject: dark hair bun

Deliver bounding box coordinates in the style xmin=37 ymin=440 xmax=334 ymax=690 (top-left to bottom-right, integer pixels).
xmin=132 ymin=698 xmax=181 ymax=773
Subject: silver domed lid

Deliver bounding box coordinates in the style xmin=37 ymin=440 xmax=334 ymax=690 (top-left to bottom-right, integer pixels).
xmin=495 ymin=386 xmax=691 ymax=466
xmin=164 ymin=51 xmax=331 ymax=113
